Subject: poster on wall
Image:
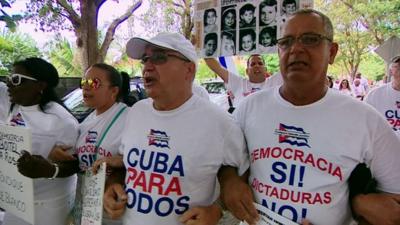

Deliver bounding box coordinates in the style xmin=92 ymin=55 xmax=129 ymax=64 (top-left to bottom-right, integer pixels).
xmin=194 ymin=0 xmax=313 ymax=58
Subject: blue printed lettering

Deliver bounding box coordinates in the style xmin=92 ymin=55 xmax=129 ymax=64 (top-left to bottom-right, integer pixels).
xmin=126 ymin=148 xmax=184 ymax=176
xmin=137 ymin=192 xmax=152 ymax=214
xmin=385 ymin=110 xmax=400 ymax=119
xmin=175 ymin=196 xmax=190 ymax=214
xmin=127 ymin=148 xmax=139 ymax=167
xmin=126 ymin=188 xmax=190 ymax=217
xmin=154 ymin=153 xmax=168 ymax=174
xmin=271 ymin=162 xmax=287 ymax=184
xmin=154 ymin=197 xmax=174 ymax=216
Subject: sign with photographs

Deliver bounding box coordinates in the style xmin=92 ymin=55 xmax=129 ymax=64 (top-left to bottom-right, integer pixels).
xmin=0 ymin=125 xmax=35 ymax=224
xmin=194 ymin=0 xmax=313 ymax=58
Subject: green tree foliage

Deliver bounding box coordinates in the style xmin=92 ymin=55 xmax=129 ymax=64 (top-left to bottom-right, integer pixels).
xmin=141 ymin=0 xmax=194 ymax=38
xmin=262 ymin=54 xmax=279 ymax=74
xmin=0 ymin=0 xmax=22 ymax=31
xmin=317 ymin=0 xmax=371 ymax=79
xmin=338 ymin=0 xmax=400 ymax=45
xmin=25 ymin=0 xmax=143 ymax=71
xmin=317 ymin=0 xmax=400 ymax=80
xmin=358 ymin=53 xmax=386 ymax=81
xmin=0 ymin=30 xmax=41 ymax=75
xmin=45 ymin=37 xmax=83 ymax=77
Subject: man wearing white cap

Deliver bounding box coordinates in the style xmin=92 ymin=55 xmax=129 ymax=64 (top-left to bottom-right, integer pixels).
xmin=204 ymin=55 xmax=282 ymax=109
xmin=365 ymin=55 xmax=400 ymax=138
xmin=102 ymin=32 xmax=249 ymax=225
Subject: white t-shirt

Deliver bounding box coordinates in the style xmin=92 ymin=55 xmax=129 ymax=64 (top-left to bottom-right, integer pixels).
xmin=359 ymin=77 xmax=369 ymax=93
xmin=0 ymin=82 xmax=10 ymax=123
xmin=339 ymin=89 xmax=353 ymax=97
xmin=234 ymin=87 xmax=400 ymax=225
xmin=6 ymin=102 xmax=79 ymax=200
xmin=365 ymin=82 xmax=400 ymax=138
xmin=352 ymin=85 xmax=366 ymax=99
xmin=119 ymin=95 xmax=249 ymax=225
xmin=228 ymin=72 xmax=282 ymax=107
xmin=192 ymin=83 xmax=209 ymax=100
xmin=266 ymin=72 xmax=284 ymax=88
xmin=76 ymin=102 xmax=128 ymax=170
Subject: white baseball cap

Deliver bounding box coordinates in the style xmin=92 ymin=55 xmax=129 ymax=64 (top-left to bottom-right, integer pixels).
xmin=126 ymin=32 xmax=198 ymax=71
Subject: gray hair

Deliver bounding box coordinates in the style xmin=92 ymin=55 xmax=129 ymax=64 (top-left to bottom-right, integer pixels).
xmin=290 ymin=9 xmax=334 ymax=40
xmin=390 ymin=61 xmax=399 ymax=71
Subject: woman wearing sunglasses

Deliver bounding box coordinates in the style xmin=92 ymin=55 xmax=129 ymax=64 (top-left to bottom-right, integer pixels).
xmin=18 ymin=63 xmax=131 ymax=225
xmin=0 ymin=57 xmax=79 ymax=225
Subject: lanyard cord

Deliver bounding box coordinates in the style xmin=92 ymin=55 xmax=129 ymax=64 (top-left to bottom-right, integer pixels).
xmin=93 ymin=106 xmax=127 ymax=161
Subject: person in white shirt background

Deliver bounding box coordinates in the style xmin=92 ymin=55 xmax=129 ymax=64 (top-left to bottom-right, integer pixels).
xmin=1 ymin=57 xmax=79 ymax=225
xmin=352 ymin=78 xmax=366 ymax=100
xmin=204 ymin=54 xmax=282 ymax=110
xmin=365 ymin=55 xmax=400 ymax=138
xmin=354 ymin=72 xmax=369 ymax=93
xmin=339 ymin=78 xmax=353 ymax=97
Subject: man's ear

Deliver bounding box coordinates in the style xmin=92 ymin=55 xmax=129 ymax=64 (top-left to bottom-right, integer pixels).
xmin=329 ymin=42 xmax=339 ymax=65
xmin=185 ymin=62 xmax=196 ymax=82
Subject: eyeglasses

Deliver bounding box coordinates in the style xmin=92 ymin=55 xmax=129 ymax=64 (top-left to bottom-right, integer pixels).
xmin=277 ymin=33 xmax=332 ymax=50
xmin=7 ymin=74 xmax=38 ymax=86
xmin=80 ymin=78 xmax=102 ymax=89
xmin=140 ymin=51 xmax=190 ymax=65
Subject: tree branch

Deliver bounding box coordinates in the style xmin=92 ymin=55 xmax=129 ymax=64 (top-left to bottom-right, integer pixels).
xmin=173 ymin=1 xmax=184 ymax=10
xmin=55 ymin=0 xmax=81 ymax=28
xmin=99 ymin=0 xmax=143 ymax=61
xmin=95 ymin=0 xmax=107 ymax=10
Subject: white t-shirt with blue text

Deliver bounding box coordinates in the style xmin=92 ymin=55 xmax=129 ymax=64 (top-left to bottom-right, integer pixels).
xmin=234 ymin=87 xmax=400 ymax=225
xmin=119 ymin=95 xmax=249 ymax=225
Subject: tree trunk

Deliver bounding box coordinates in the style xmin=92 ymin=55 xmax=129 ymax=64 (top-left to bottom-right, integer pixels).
xmin=78 ymin=0 xmax=99 ymax=71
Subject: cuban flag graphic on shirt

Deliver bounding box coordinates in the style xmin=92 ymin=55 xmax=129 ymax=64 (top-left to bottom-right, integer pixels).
xmin=147 ymin=129 xmax=170 ymax=149
xmin=9 ymin=113 xmax=25 ymax=126
xmin=85 ymin=131 xmax=98 ymax=144
xmin=275 ymin=123 xmax=311 ymax=148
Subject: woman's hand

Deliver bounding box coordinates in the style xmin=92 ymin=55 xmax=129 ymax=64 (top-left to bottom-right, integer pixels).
xmin=17 ymin=151 xmax=55 ymax=178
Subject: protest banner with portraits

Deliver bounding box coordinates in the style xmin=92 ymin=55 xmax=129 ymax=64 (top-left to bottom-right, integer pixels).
xmin=194 ymin=0 xmax=313 ymax=58
xmin=0 ymin=125 xmax=35 ymax=224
